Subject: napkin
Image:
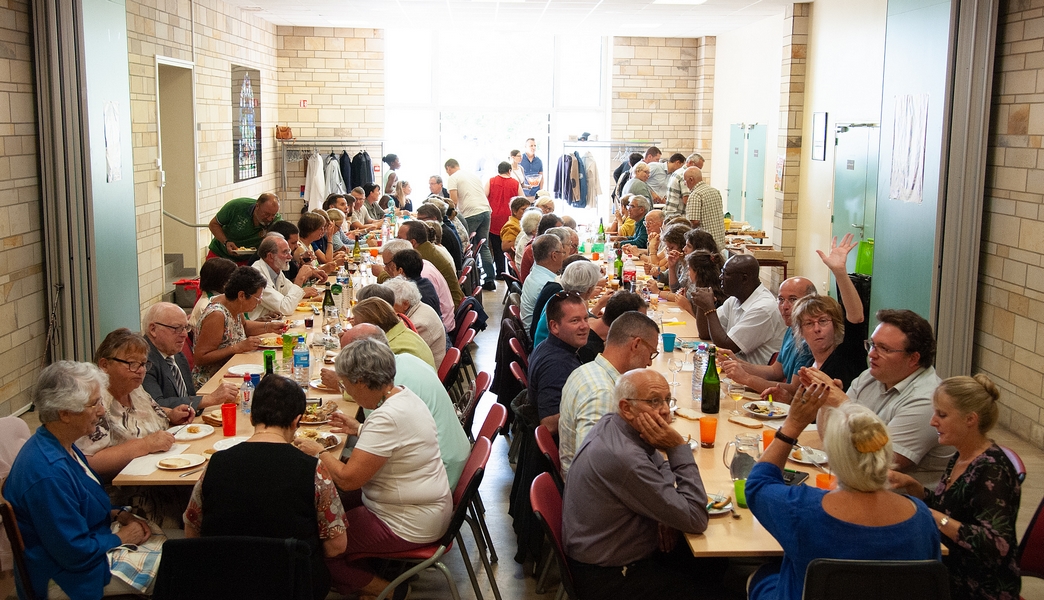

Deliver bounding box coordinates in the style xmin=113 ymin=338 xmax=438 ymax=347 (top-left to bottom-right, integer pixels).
xmin=118 ymin=444 xmax=190 ymax=477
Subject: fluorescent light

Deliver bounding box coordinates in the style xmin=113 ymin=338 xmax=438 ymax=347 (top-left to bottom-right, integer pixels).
xmin=653 ymin=0 xmax=708 ymax=4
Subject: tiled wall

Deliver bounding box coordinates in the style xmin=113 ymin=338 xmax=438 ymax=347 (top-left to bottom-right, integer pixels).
xmin=275 ymin=27 xmax=384 ymax=217
xmin=976 ymin=0 xmax=1044 ymax=448
xmin=126 ymin=0 xmax=281 ymax=309
xmin=772 ymin=2 xmax=809 ymax=273
xmin=0 ymin=0 xmax=45 ymax=417
xmin=611 ymin=37 xmax=713 ymax=164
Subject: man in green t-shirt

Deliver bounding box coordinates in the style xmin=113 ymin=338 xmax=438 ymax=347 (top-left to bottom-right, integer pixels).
xmin=207 ymin=193 xmax=281 ymax=262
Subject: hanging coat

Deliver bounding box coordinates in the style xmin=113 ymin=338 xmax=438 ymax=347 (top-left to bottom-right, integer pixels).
xmin=571 ymin=151 xmax=587 ymax=208
xmin=339 ymin=150 xmax=353 ymax=191
xmin=554 ymin=154 xmax=573 ymax=202
xmin=351 ymin=151 xmax=373 ymax=187
xmin=305 ymin=151 xmax=326 ymax=211
xmin=325 ymin=153 xmax=347 ymax=195
xmin=583 ymin=151 xmax=602 ymax=210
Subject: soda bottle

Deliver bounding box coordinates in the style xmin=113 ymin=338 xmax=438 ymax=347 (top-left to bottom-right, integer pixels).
xmin=240 ymin=374 xmax=253 ymax=415
xmin=702 ymin=345 xmax=720 ymax=413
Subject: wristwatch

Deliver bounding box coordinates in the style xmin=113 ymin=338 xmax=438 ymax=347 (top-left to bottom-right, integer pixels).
xmin=939 ymin=516 xmax=950 ymax=529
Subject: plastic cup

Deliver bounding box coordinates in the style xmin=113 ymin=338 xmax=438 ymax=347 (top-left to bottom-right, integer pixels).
xmin=369 ymin=248 xmax=379 ymax=258
xmin=699 ymin=417 xmax=717 ymax=448
xmin=734 ymin=479 xmax=748 ymax=508
xmin=221 ymin=403 xmax=237 ymax=436
xmin=816 ymin=474 xmax=838 ymax=490
xmin=661 ymin=333 xmax=676 ymax=352
xmin=762 ymin=429 xmax=776 ymax=450
xmin=304 ymin=317 xmax=314 ymax=329
xmin=591 ymin=251 xmax=599 ymax=261
xmin=282 ymin=333 xmax=294 ymax=361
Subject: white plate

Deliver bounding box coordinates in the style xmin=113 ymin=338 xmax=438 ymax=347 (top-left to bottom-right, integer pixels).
xmin=169 ymin=423 xmax=214 ymax=441
xmin=294 ymin=431 xmax=343 ymax=452
xmin=706 ymin=494 xmax=734 ymax=515
xmin=299 ymin=418 xmax=330 ymax=426
xmin=789 ymin=447 xmax=828 ymax=466
xmin=227 ymin=364 xmax=264 ymax=376
xmin=743 ymin=401 xmax=789 ymax=420
xmin=212 ymin=436 xmax=250 ymax=451
xmin=156 ymin=454 xmax=207 ymax=470
xmin=309 ymin=378 xmax=339 ymax=393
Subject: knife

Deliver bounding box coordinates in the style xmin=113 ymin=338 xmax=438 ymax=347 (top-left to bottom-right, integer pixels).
xmin=179 ymin=466 xmax=206 ymax=478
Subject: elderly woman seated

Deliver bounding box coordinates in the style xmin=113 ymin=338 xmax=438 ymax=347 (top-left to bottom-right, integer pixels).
xmin=6 ymin=362 xmax=162 ymax=598
xmin=183 ymin=374 xmax=348 ymax=600
xmin=76 ymin=328 xmax=194 ymax=482
xmin=350 ymin=296 xmax=436 ymax=369
xmin=745 ymin=385 xmax=941 ymax=600
xmin=382 ymin=276 xmax=447 ymax=368
xmin=298 ymin=339 xmax=451 ymax=600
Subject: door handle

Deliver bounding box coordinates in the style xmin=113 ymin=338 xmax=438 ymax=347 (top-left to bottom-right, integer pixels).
xmin=851 ymin=223 xmax=864 ymax=229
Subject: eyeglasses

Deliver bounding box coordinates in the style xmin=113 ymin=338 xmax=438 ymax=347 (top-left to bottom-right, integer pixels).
xmin=864 ymin=340 xmax=908 ymax=355
xmin=248 ymin=291 xmax=264 ymax=302
xmin=109 ymin=358 xmax=151 ymax=372
xmin=553 ymin=290 xmax=583 ymax=300
xmin=155 ymin=323 xmax=191 ymax=334
xmin=801 ymin=317 xmax=832 ymax=330
xmin=627 ymin=396 xmax=674 ymax=409
xmin=636 ymin=337 xmax=660 ymax=360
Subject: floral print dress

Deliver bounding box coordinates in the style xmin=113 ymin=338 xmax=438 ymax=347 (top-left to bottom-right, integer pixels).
xmin=192 ymin=301 xmax=245 ymax=389
xmin=924 ymin=444 xmax=1021 ymax=600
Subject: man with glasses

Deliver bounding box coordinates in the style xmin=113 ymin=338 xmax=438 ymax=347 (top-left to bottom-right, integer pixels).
xmin=521 ymin=234 xmax=565 ymax=334
xmin=528 ymin=291 xmax=590 ymax=437
xmin=563 ymin=368 xmax=711 ymax=600
xmin=615 ymin=195 xmax=652 ymax=249
xmin=248 ymin=233 xmax=321 ymax=320
xmin=558 ymin=311 xmax=661 ymax=478
xmin=802 ymin=308 xmax=950 ymax=485
xmin=142 ymin=303 xmax=238 ymax=413
xmin=207 ymin=192 xmax=281 ymax=264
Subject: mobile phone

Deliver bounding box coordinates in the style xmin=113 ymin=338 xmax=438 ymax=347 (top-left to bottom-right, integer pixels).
xmin=783 ymin=470 xmax=809 ymax=486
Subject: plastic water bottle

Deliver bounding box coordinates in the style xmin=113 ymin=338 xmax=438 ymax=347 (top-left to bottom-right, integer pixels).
xmin=240 ymin=374 xmax=253 ymax=415
xmin=293 ymin=335 xmax=310 ymax=386
xmin=692 ymin=343 xmax=708 ymax=403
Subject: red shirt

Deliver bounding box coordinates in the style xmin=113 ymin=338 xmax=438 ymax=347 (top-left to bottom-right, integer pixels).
xmin=487 ymin=175 xmax=519 ymax=234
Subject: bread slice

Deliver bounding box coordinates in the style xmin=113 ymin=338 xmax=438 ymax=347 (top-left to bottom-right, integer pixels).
xmin=728 ymin=415 xmax=764 ymax=429
xmin=675 ymin=407 xmax=702 ymax=421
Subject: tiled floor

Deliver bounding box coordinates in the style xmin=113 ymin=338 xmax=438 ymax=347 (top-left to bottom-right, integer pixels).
xmin=5 ymin=281 xmax=1044 ymax=599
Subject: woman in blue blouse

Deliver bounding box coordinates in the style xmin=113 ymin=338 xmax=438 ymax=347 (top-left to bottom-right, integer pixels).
xmin=4 ymin=361 xmax=154 ymax=599
xmin=890 ymin=375 xmax=1021 ymax=600
xmin=746 ymin=384 xmax=941 ymax=600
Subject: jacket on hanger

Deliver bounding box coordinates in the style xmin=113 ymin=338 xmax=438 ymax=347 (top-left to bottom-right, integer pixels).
xmin=325 ymin=154 xmax=347 ymax=195
xmin=339 ymin=150 xmax=352 ymax=191
xmin=305 ymin=151 xmax=326 ymax=211
xmin=351 ymin=151 xmax=373 ymax=187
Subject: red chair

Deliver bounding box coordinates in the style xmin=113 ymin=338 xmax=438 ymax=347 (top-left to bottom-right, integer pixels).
xmin=458 ymin=371 xmax=491 ymax=436
xmin=397 ymin=313 xmax=418 ymax=333
xmin=455 ymin=310 xmax=478 ymax=344
xmin=507 ymin=304 xmax=522 ymax=322
xmin=534 ymin=425 xmax=562 ymax=489
xmin=478 ymin=402 xmax=508 ymax=445
xmin=508 ymin=337 xmax=529 ymax=369
xmin=182 ymin=335 xmax=195 ymax=370
xmin=509 ymin=361 xmax=528 ymax=389
xmin=455 ymin=327 xmax=478 ymax=384
xmin=1 ymin=498 xmax=35 ymax=600
xmin=530 ymin=472 xmax=579 ymax=600
xmin=345 ymin=438 xmax=499 ymax=600
xmin=438 ymin=347 xmax=461 ymax=387
xmin=1019 ymin=494 xmax=1044 ymax=580
xmin=1000 ymin=445 xmax=1026 ymax=483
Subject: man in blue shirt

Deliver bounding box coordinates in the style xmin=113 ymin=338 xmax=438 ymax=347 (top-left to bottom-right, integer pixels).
xmin=527 ymin=291 xmax=589 ymax=437
xmin=521 ymin=138 xmax=543 ymax=198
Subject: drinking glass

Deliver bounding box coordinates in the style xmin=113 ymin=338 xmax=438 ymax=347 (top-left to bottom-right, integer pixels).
xmin=667 ymin=358 xmax=684 ymax=390
xmin=729 ymin=383 xmax=746 ymax=416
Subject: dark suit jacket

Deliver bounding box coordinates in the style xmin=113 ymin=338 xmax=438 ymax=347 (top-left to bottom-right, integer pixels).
xmin=144 ymin=339 xmax=202 ymax=411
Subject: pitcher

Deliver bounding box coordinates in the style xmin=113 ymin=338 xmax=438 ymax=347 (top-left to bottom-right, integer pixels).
xmin=722 ymin=434 xmax=762 ymax=480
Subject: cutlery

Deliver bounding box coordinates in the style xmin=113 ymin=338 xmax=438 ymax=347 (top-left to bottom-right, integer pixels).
xmin=179 ymin=466 xmax=206 ymax=478
xmin=168 ymin=424 xmax=188 ymax=437
xmin=730 ymin=508 xmax=741 ymax=519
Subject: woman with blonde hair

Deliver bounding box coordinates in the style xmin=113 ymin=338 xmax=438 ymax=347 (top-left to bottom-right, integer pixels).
xmin=393 ymin=179 xmax=413 ymax=212
xmin=746 ymin=385 xmax=940 ymax=600
xmin=350 ymin=297 xmax=435 ymax=369
xmin=890 ymin=375 xmax=1021 ymax=600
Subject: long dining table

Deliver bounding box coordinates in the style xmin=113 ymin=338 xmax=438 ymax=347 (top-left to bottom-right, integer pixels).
xmin=111 ymin=301 xmax=355 ymax=487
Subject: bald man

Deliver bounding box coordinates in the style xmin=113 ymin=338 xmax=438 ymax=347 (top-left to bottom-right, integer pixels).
xmin=142 ymin=302 xmax=238 ymax=413
xmin=687 ymin=255 xmax=785 ymax=366
xmin=683 ymin=167 xmax=725 ymax=251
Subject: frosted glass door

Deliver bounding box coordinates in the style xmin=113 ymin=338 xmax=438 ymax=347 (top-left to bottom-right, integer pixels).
xmin=744 ymin=125 xmax=766 ymax=230
xmin=726 ymin=125 xmax=744 ymax=218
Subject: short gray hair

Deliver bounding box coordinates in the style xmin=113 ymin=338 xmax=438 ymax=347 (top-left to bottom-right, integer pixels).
xmin=561 ymin=261 xmax=602 ymax=294
xmin=34 ymin=361 xmax=109 ymax=423
xmin=520 ymin=210 xmax=542 ymax=236
xmin=823 ymin=403 xmax=893 ymax=493
xmin=532 ymin=234 xmax=562 ymax=262
xmin=383 ymin=277 xmax=422 ymax=309
xmin=142 ymin=302 xmax=183 ymax=330
xmin=357 ymin=283 xmax=396 ymax=306
xmin=382 ymin=238 xmax=412 ymax=259
xmin=544 ymin=227 xmax=572 ymax=243
xmin=335 ymin=338 xmax=396 ymax=390
xmin=629 ymin=196 xmax=651 ymax=212
xmin=257 ymin=235 xmax=283 ymax=260
xmin=646 ymin=209 xmax=664 ymax=224
xmin=687 ymin=152 xmax=703 ymax=165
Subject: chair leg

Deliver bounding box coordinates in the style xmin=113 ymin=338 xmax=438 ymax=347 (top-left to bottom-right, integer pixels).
xmin=470 ymin=496 xmax=498 ymax=563
xmin=375 ymin=554 xmax=442 ymax=600
xmin=454 ymin=532 xmax=485 ymax=600
xmin=464 ymin=515 xmax=503 ymax=600
xmin=535 ymin=548 xmax=554 ymax=594
xmin=433 ymin=561 xmax=463 ymax=600
xmin=554 ymin=583 xmax=565 ymax=600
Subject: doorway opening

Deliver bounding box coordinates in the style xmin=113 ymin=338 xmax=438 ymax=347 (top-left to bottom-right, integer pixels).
xmin=157 ymin=59 xmax=199 ymax=287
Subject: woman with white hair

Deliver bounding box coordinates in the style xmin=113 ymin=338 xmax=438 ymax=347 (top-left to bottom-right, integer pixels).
xmin=745 ymin=385 xmax=941 ymax=600
xmin=5 ymin=362 xmax=162 ymax=598
xmin=298 ymin=339 xmax=451 ymax=600
xmin=383 ymin=276 xmax=447 ymax=367
xmin=515 ymin=209 xmax=543 ymax=272
xmin=531 ymin=259 xmax=607 ymax=349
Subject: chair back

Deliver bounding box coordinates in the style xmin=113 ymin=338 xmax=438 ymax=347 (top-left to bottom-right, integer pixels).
xmin=999 ymin=445 xmax=1026 ymax=483
xmin=0 ymin=498 xmax=34 ymax=600
xmin=510 ymin=361 xmax=528 ymax=389
xmin=152 ymin=536 xmax=314 ymax=600
xmin=460 ymin=264 xmax=473 ymax=280
xmin=454 ymin=437 xmax=491 ymax=507
xmin=801 ymin=558 xmax=949 ymax=600
xmin=398 ymin=312 xmax=419 ymax=333
xmin=530 ymin=472 xmax=579 ymax=600
xmin=457 ymin=310 xmax=478 ymax=339
xmin=534 ymin=425 xmax=561 ymax=477
xmin=455 ymin=327 xmax=477 ymax=353
xmin=507 ymin=304 xmax=522 ymax=321
xmin=182 ymin=334 xmax=195 ymax=370
xmin=1019 ymin=495 xmax=1044 ymax=579
xmin=478 ymin=402 xmax=508 ymax=443
xmin=472 ymin=238 xmax=486 ymax=262
xmin=438 ymin=347 xmax=462 ymax=385
xmin=508 ymin=337 xmax=529 ymax=368
xmin=436 ymin=439 xmax=489 ymax=549
xmin=458 ymin=371 xmax=491 ymax=434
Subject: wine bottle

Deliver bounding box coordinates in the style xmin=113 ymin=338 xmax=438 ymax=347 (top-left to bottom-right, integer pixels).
xmin=702 ymin=345 xmax=720 ymax=414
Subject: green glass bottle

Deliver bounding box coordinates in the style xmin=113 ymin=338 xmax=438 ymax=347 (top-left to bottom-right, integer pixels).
xmin=322 ymin=284 xmax=335 ymax=311
xmin=597 ymin=218 xmax=606 ymax=243
xmin=614 ymin=249 xmax=623 ymax=283
xmin=702 ymin=345 xmax=720 ymax=414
